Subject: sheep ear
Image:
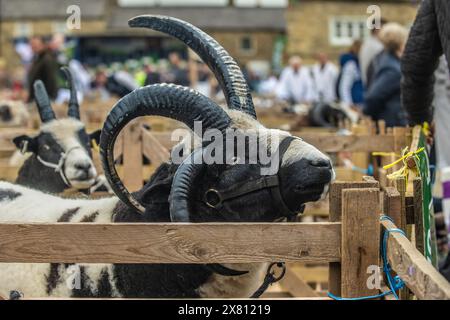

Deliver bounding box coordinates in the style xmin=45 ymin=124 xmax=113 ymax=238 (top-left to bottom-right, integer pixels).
xmin=13 ymin=135 xmax=38 ymax=154
xmin=0 ymin=104 xmax=12 ymax=122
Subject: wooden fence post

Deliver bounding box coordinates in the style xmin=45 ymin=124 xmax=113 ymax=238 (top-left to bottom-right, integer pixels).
xmin=328 ymin=180 xmax=379 ymax=296
xmin=122 ymin=119 xmax=143 ymax=191
xmin=341 ymin=188 xmax=380 ymax=298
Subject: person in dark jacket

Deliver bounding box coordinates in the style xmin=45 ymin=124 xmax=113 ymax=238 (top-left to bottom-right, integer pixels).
xmin=401 ymin=0 xmax=450 ymax=125
xmin=364 ymin=23 xmax=408 ymax=127
xmin=27 ymin=36 xmax=58 ymax=102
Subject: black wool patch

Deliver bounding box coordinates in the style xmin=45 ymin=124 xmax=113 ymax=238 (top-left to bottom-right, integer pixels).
xmin=80 ymin=211 xmax=99 ymax=222
xmin=0 ymin=189 xmax=21 ymax=202
xmin=57 ymin=207 xmax=80 ymax=222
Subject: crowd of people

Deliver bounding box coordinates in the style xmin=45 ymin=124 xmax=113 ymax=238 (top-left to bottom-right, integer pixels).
xmin=0 ymin=20 xmax=416 ymax=132
xmin=0 ymin=35 xmax=223 ymax=107
xmin=258 ymin=20 xmax=411 ymax=129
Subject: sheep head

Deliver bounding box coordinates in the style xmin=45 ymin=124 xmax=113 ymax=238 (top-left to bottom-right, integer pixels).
xmin=13 ymin=68 xmax=99 ymax=190
xmin=99 ymin=15 xmax=333 ymax=222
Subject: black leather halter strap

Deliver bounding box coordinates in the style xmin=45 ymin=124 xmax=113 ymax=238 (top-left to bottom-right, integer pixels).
xmin=203 ymin=136 xmax=299 ymax=219
xmin=205 ymin=136 xmax=304 ymax=278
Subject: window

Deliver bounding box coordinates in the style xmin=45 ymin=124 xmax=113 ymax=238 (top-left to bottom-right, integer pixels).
xmin=329 ymin=17 xmax=369 ymax=46
xmin=52 ymin=22 xmax=68 ymax=34
xmin=238 ymin=36 xmax=256 ymax=56
xmin=14 ymin=23 xmax=32 ymax=38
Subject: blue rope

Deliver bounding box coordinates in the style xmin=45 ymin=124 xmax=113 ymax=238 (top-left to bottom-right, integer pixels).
xmin=327 ymin=215 xmax=406 ymax=300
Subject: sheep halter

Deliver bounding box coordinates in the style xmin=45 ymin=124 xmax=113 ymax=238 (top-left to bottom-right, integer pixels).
xmin=202 ymin=136 xmax=301 ymax=219
xmin=35 ymin=146 xmax=82 ymax=187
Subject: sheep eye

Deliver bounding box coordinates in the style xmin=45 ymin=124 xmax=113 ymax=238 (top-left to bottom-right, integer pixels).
xmin=43 ymin=144 xmax=50 ymax=151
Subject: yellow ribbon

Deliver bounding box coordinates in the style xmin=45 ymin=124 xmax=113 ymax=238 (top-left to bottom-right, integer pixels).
xmin=91 ymin=139 xmax=100 ymax=153
xmin=383 ymin=147 xmax=425 ymax=182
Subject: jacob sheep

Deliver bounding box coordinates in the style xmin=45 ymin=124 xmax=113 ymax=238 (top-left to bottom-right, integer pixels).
xmin=0 ymin=15 xmax=333 ymax=299
xmin=11 ymin=67 xmax=100 ymax=193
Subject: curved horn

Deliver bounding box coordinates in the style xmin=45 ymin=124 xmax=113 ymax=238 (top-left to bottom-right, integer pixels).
xmin=33 ymin=80 xmax=56 ymax=123
xmin=128 ymin=15 xmax=256 ymax=119
xmin=169 ymin=148 xmax=204 ymax=222
xmin=61 ymin=67 xmax=80 ymax=119
xmin=100 ymin=84 xmax=231 ymax=213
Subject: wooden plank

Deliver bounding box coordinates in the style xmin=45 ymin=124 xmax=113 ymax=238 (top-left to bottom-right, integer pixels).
xmin=122 ymin=120 xmax=143 ymax=191
xmin=405 ymin=195 xmax=415 ymax=225
xmin=413 ymin=178 xmax=425 ymax=255
xmin=384 ymin=184 xmax=410 ymax=300
xmin=290 ymin=264 xmax=328 ymax=284
xmin=341 ymin=188 xmax=380 ymax=298
xmin=279 ymin=268 xmax=319 ymax=297
xmin=0 ymin=222 xmax=341 ymax=264
xmin=384 ymin=187 xmax=401 ymax=227
xmin=395 ymin=176 xmax=407 ymax=233
xmin=328 ymin=181 xmax=379 ymax=297
xmin=0 ymin=165 xmax=20 ymax=181
xmin=141 ymin=128 xmax=170 ymax=167
xmin=294 ymin=133 xmax=396 ymax=153
xmin=146 ymin=132 xmax=398 ymax=154
xmin=329 ymin=181 xmax=379 ymax=219
xmin=381 ymin=219 xmax=450 ymax=300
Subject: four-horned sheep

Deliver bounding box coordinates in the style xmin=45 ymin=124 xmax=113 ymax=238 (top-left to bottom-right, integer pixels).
xmin=0 ymin=15 xmax=333 ymax=299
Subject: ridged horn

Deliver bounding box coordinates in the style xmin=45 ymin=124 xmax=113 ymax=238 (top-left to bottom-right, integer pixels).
xmin=100 ymin=84 xmax=232 ymax=213
xmin=168 ymin=147 xmax=204 ymax=222
xmin=61 ymin=67 xmax=80 ymax=119
xmin=128 ymin=15 xmax=256 ymax=119
xmin=33 ymin=80 xmax=56 ymax=123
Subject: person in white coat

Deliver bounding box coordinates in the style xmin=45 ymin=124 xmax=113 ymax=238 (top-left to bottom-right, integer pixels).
xmin=311 ymin=53 xmax=339 ymax=104
xmin=276 ymin=56 xmax=315 ymax=104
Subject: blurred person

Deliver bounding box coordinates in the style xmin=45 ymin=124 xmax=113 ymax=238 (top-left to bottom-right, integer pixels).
xmin=144 ymin=63 xmax=161 ymax=86
xmin=360 ymin=17 xmax=387 ymax=86
xmin=166 ymin=52 xmax=189 ymax=86
xmin=196 ymin=62 xmax=212 ymax=96
xmin=91 ymin=70 xmax=111 ymax=100
xmin=276 ymin=56 xmax=315 ymax=104
xmin=401 ymin=0 xmax=450 ymax=127
xmin=259 ymin=72 xmax=279 ymax=96
xmin=364 ymin=23 xmax=408 ymax=127
xmin=434 ymin=56 xmax=450 ymax=169
xmin=401 ymin=1 xmax=450 ymax=278
xmin=311 ymin=53 xmax=338 ymax=104
xmin=27 ymin=35 xmax=58 ymax=102
xmin=49 ymin=33 xmax=67 ymax=65
xmin=56 ymin=60 xmax=91 ymax=105
xmin=91 ymin=68 xmax=138 ymax=99
xmin=337 ymin=40 xmax=364 ymax=108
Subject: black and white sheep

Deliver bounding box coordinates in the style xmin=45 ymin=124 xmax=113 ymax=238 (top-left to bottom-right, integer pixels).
xmin=0 ymin=15 xmax=334 ymax=299
xmin=11 ymin=68 xmax=100 ymax=193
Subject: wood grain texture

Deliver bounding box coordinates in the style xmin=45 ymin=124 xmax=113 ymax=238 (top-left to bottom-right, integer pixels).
xmin=122 ymin=120 xmax=143 ymax=191
xmin=141 ymin=128 xmax=170 ymax=167
xmin=413 ymin=178 xmax=425 ymax=255
xmin=381 ymin=219 xmax=450 ymax=300
xmin=147 ymin=132 xmax=397 ymax=153
xmin=341 ymin=188 xmax=380 ymax=298
xmin=279 ymin=268 xmax=319 ymax=297
xmin=384 ymin=187 xmax=401 ymax=228
xmin=0 ymin=222 xmax=341 ymax=264
xmin=328 ymin=180 xmax=379 ymax=296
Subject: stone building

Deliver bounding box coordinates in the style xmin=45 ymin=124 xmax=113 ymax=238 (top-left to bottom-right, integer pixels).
xmin=286 ymin=0 xmax=420 ymax=62
xmin=0 ymin=0 xmax=286 ymax=69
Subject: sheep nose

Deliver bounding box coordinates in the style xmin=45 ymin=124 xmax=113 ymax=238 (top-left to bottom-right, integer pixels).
xmin=75 ymin=162 xmax=92 ymax=172
xmin=308 ymin=158 xmax=331 ymax=168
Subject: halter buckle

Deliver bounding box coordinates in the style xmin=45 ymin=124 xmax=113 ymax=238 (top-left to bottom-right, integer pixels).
xmin=204 ymin=189 xmax=222 ymax=208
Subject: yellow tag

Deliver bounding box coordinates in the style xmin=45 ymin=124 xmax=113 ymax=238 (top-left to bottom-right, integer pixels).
xmin=91 ymin=139 xmax=100 ymax=153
